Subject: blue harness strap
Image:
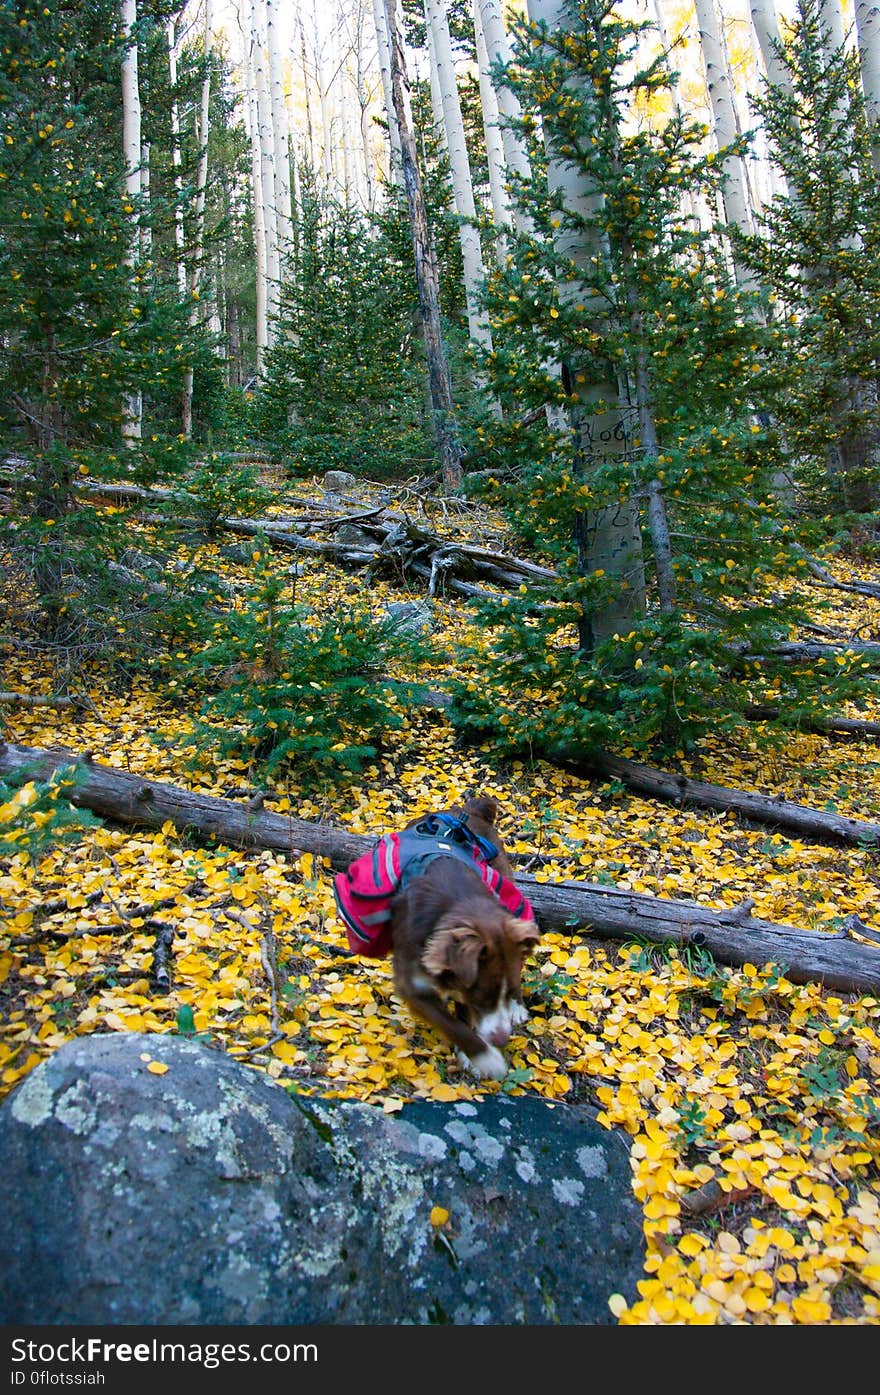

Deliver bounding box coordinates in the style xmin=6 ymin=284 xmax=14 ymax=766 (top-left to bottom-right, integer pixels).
xmin=412 ymin=812 xmax=500 ymax=864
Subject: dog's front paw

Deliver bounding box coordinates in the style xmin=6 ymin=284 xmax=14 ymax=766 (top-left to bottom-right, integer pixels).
xmin=458 ymin=1045 xmax=507 ymax=1080
xmin=510 ymin=999 xmax=529 ymax=1027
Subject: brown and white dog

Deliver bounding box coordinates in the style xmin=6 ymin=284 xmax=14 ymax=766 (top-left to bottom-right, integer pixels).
xmin=389 ymin=797 xmax=540 ymax=1080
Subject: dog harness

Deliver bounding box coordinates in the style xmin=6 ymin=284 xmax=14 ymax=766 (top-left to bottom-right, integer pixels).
xmin=333 ymin=812 xmax=535 ymax=957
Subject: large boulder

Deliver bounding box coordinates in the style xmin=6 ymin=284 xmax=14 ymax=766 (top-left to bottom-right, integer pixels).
xmin=0 ymin=1033 xmax=643 ymax=1325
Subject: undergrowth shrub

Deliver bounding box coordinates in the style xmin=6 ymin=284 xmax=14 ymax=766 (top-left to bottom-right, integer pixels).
xmin=181 ymin=549 xmax=432 ymax=784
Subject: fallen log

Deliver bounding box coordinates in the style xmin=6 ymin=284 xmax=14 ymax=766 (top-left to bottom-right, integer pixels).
xmin=794 ymin=546 xmax=880 ymax=600
xmin=38 ymin=477 xmax=880 ymax=650
xmin=585 ymin=751 xmax=880 ymax=848
xmin=744 ymin=707 xmax=880 ymax=739
xmin=0 ymin=693 xmax=89 ymax=711
xmin=1 ymin=741 xmax=878 ymax=995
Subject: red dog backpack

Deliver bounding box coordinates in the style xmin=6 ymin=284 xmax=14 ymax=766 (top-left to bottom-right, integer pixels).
xmin=333 ymin=814 xmax=534 ymax=957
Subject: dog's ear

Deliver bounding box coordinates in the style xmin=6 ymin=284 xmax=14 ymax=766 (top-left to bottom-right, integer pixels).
xmin=506 ymin=917 xmax=541 ymax=952
xmin=422 ymin=925 xmax=485 ymax=988
xmin=463 ymin=795 xmax=499 ymax=827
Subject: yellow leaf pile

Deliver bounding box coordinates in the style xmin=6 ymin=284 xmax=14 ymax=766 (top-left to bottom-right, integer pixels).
xmin=1 ymin=479 xmax=878 ymax=1325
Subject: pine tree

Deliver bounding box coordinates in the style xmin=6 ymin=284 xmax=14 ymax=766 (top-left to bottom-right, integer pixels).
xmin=736 ymin=0 xmax=880 ymax=513
xmin=449 ymin=0 xmax=869 ymax=757
xmin=0 ymin=1 xmax=214 ymax=651
xmin=255 ymin=179 xmax=434 ymax=478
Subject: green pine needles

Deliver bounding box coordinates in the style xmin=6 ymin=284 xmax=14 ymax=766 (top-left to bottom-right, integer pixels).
xmin=448 ymin=0 xmax=872 ymax=758
xmin=183 ymin=546 xmax=432 ymax=785
xmin=735 ymin=0 xmax=880 ymax=515
xmin=255 ymin=180 xmax=435 ymax=480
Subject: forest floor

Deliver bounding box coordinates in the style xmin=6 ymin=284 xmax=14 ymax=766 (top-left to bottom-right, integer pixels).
xmin=1 ymin=472 xmax=879 ymax=1326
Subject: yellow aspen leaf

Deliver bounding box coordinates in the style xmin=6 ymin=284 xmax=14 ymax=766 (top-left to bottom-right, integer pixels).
xmin=607 ymin=1293 xmax=628 ymax=1318
xmin=744 ymin=1287 xmax=772 ymax=1313
xmin=430 ymin=1207 xmax=449 ymax=1228
xmin=677 ymin=1234 xmax=706 ymax=1257
xmin=791 ymin=1296 xmax=831 ymax=1323
xmin=146 ymin=1061 xmax=169 ymax=1075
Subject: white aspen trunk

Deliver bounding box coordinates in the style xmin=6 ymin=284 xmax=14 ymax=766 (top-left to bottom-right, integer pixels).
xmin=339 ymin=76 xmax=355 ymax=207
xmin=818 ymin=0 xmax=847 ymax=54
xmin=649 ymin=0 xmax=702 ymax=226
xmin=298 ymin=17 xmax=316 ymax=171
xmin=251 ymin=0 xmax=280 ymax=334
xmin=749 ymin=0 xmax=792 ymax=91
xmin=331 ymin=25 xmax=356 ymax=207
xmin=121 ymin=0 xmax=142 ymax=444
xmin=424 ymin=14 xmax=450 ymax=158
xmin=476 ymin=0 xmax=535 ymax=237
xmin=182 ymin=0 xmax=214 ymax=438
xmin=319 ymin=68 xmax=335 ymax=188
xmin=691 ymin=0 xmax=758 ymax=289
xmin=167 ymin=17 xmax=187 ymax=301
xmin=350 ymin=0 xmax=376 ymax=210
xmin=745 ymin=19 xmax=787 ymax=204
xmin=424 ymin=0 xmax=498 ymax=406
xmin=265 ymin=0 xmax=293 ymax=262
xmin=383 ymin=0 xmax=463 ymax=490
xmin=140 ymin=142 xmax=151 ymax=263
xmin=312 ymin=0 xmax=336 ymax=191
xmin=749 ymin=0 xmax=797 ymax=203
xmin=371 ymin=0 xmax=403 ymax=183
xmin=244 ymin=35 xmax=269 ymax=371
xmin=526 ymin=0 xmax=646 ymax=650
xmin=854 ymin=0 xmax=880 ymax=171
xmin=473 ymin=0 xmax=511 ymax=241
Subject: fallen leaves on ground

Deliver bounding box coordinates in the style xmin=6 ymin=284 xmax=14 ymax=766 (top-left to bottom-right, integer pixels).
xmin=1 ymin=481 xmax=878 ymax=1326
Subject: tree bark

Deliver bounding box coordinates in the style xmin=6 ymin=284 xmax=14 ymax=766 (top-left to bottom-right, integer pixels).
xmin=472 ymin=0 xmax=511 ymax=247
xmin=243 ymin=24 xmax=269 ymax=371
xmin=692 ymin=0 xmax=758 ymax=291
xmin=371 ymin=0 xmax=403 ymax=183
xmin=120 ymin=0 xmax=143 ymax=443
xmin=476 ymin=0 xmax=535 ymax=237
xmin=383 ymin=0 xmax=464 ymax=491
xmin=166 ymin=18 xmax=188 ymax=304
xmin=527 ymin=0 xmax=647 ymax=652
xmin=2 ymin=741 xmax=877 ymax=994
xmin=750 ymin=0 xmax=792 ymax=94
xmin=265 ymin=0 xmax=293 ymax=254
xmin=854 ymin=0 xmax=880 ymax=173
xmin=424 ymin=0 xmax=497 ymax=375
xmin=182 ymin=0 xmax=214 ymax=437
xmin=584 ymin=750 xmax=880 ymax=848
xmin=250 ymin=0 xmax=280 ymax=333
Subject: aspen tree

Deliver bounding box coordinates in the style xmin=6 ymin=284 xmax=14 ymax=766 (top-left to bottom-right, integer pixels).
xmin=526 ymin=0 xmax=646 ymax=649
xmin=424 ymin=0 xmax=497 ymax=378
xmin=243 ymin=27 xmax=269 ymax=369
xmin=383 ymin=0 xmax=464 ymax=489
xmin=265 ymin=0 xmax=293 ymax=255
xmin=472 ymin=0 xmax=512 ymax=238
xmin=121 ymin=0 xmax=143 ymax=443
xmin=251 ymin=0 xmax=280 ymax=329
xmin=371 ymin=0 xmax=404 ymax=182
xmin=182 ymin=0 xmax=214 ymax=436
xmin=854 ymin=0 xmax=880 ymax=171
xmin=691 ymin=0 xmax=758 ymax=289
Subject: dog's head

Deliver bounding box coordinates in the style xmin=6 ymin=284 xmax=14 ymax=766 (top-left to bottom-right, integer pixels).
xmin=421 ymin=913 xmax=540 ymax=1048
